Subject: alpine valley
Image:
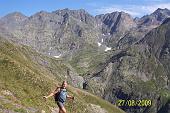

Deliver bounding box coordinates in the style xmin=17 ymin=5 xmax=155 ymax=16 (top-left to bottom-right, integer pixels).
xmin=0 ymin=8 xmax=170 ymax=113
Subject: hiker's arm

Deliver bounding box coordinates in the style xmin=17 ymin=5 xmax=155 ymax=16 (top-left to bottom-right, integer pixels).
xmin=44 ymin=93 xmax=54 ymax=99
xmin=43 ymin=87 xmax=60 ymax=99
xmin=67 ymin=95 xmax=74 ymax=100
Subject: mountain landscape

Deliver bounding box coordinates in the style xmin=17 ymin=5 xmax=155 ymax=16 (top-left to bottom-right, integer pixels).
xmin=0 ymin=36 xmax=124 ymax=113
xmin=0 ymin=7 xmax=170 ymax=113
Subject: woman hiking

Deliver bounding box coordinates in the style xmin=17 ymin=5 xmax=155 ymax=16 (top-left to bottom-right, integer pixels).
xmin=43 ymin=81 xmax=74 ymax=113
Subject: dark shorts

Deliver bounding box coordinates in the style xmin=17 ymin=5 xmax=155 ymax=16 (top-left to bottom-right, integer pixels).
xmin=56 ymin=101 xmax=65 ymax=108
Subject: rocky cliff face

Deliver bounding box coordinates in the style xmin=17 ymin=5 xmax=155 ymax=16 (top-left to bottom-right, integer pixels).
xmin=84 ymin=18 xmax=170 ymax=113
xmin=94 ymin=8 xmax=170 ymax=50
xmin=137 ymin=8 xmax=170 ymax=27
xmin=95 ymin=11 xmax=136 ymax=48
xmin=1 ymin=8 xmax=170 ymax=55
xmin=66 ymin=9 xmax=170 ymax=113
xmin=96 ymin=11 xmax=136 ymax=35
xmin=140 ymin=18 xmax=170 ymax=83
xmin=0 ymin=9 xmax=100 ymax=57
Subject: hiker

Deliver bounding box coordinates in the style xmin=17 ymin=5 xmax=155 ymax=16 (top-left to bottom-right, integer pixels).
xmin=43 ymin=81 xmax=74 ymax=113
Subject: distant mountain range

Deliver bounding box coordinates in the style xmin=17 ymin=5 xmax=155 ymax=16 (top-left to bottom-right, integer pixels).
xmin=0 ymin=8 xmax=170 ymax=113
xmin=0 ymin=8 xmax=170 ymax=56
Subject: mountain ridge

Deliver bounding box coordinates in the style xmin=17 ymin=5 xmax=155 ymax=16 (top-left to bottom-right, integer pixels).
xmin=1 ymin=8 xmax=168 ymax=56
xmin=1 ymin=8 xmax=170 ymax=113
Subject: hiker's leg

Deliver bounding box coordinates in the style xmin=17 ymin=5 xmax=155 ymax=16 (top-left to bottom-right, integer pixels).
xmin=60 ymin=107 xmax=66 ymax=113
xmin=59 ymin=109 xmax=63 ymax=113
xmin=57 ymin=102 xmax=66 ymax=113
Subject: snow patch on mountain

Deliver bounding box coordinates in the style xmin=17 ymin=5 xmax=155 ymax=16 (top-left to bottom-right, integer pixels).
xmin=54 ymin=54 xmax=62 ymax=58
xmin=105 ymin=47 xmax=111 ymax=51
xmin=98 ymin=42 xmax=102 ymax=46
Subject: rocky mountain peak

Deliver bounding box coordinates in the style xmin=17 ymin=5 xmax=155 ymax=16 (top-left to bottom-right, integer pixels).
xmin=53 ymin=8 xmax=88 ymax=15
xmin=153 ymin=8 xmax=170 ymax=15
xmin=0 ymin=8 xmax=100 ymax=57
xmin=137 ymin=8 xmax=170 ymax=26
xmin=34 ymin=10 xmax=50 ymax=16
xmin=96 ymin=11 xmax=135 ymax=34
xmin=51 ymin=8 xmax=95 ymax=24
xmin=0 ymin=12 xmax=27 ymax=23
xmin=28 ymin=10 xmax=51 ymax=22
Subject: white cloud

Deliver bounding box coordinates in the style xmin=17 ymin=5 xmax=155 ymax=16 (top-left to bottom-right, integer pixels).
xmin=96 ymin=6 xmax=138 ymax=16
xmin=95 ymin=3 xmax=170 ymax=17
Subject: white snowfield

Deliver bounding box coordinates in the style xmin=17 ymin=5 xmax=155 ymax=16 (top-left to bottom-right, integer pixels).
xmin=98 ymin=42 xmax=102 ymax=46
xmin=102 ymin=33 xmax=110 ymax=36
xmin=102 ymin=34 xmax=106 ymax=36
xmin=101 ymin=38 xmax=104 ymax=43
xmin=105 ymin=47 xmax=111 ymax=51
xmin=54 ymin=54 xmax=61 ymax=58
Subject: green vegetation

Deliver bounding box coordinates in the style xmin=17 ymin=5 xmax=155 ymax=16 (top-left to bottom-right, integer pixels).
xmin=0 ymin=37 xmax=124 ymax=113
xmin=69 ymin=45 xmax=114 ymax=75
xmin=14 ymin=108 xmax=27 ymax=113
xmin=80 ymin=92 xmax=124 ymax=113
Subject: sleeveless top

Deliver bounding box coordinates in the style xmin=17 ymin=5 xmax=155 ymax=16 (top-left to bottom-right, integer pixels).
xmin=55 ymin=88 xmax=67 ymax=103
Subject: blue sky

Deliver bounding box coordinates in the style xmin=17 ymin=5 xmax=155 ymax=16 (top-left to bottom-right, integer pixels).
xmin=0 ymin=0 xmax=170 ymax=17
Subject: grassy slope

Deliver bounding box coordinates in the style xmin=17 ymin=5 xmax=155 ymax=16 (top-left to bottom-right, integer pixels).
xmin=0 ymin=37 xmax=125 ymax=113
